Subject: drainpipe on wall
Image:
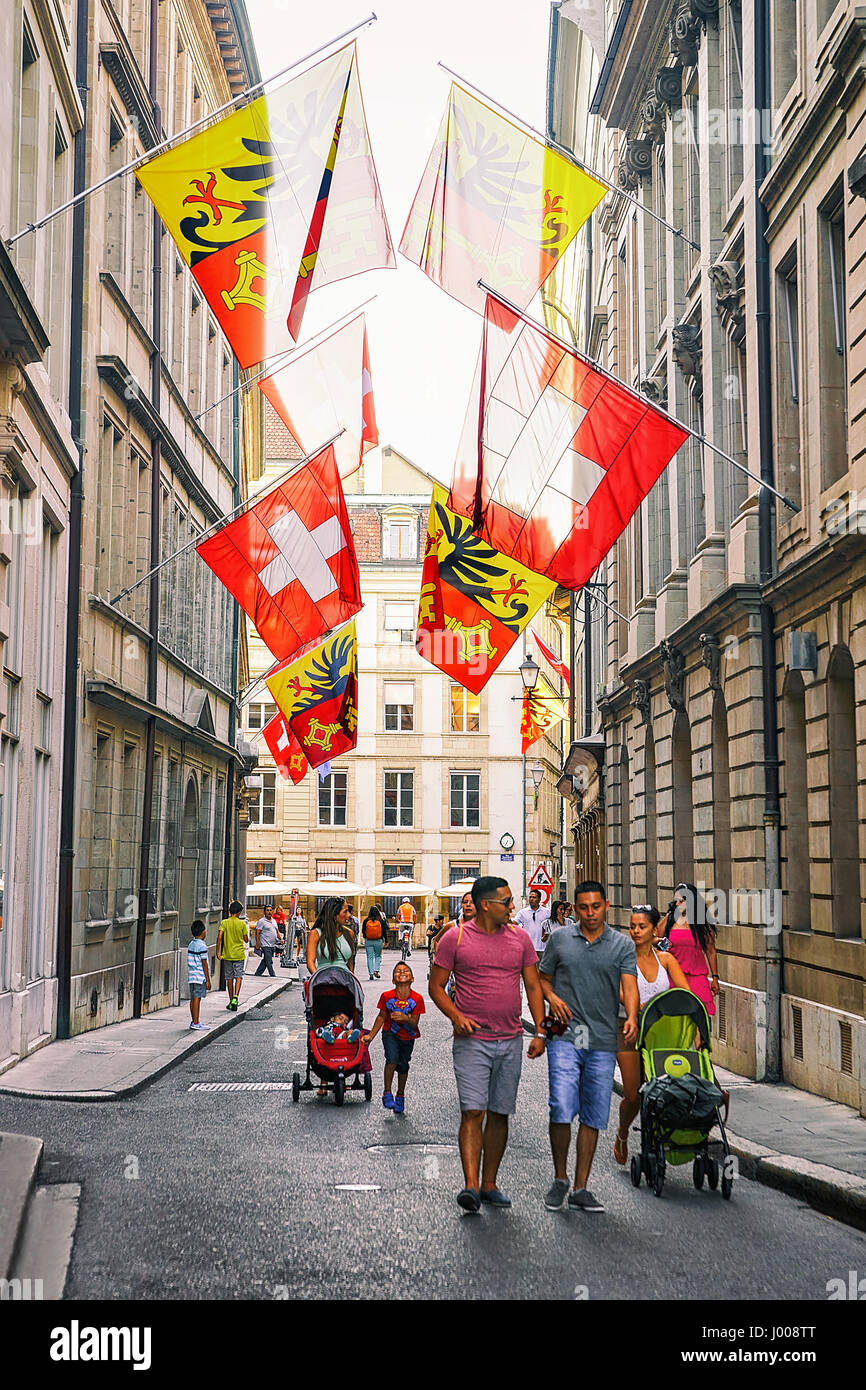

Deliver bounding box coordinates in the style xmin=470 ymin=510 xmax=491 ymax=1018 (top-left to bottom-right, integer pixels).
xmin=55 ymin=0 xmax=90 ymax=1040
xmin=755 ymin=0 xmax=782 ymax=1082
xmin=132 ymin=0 xmax=162 ymax=1019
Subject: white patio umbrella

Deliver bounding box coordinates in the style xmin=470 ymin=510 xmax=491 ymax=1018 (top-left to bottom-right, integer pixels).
xmin=296 ymin=879 xmax=363 ymax=896
xmin=436 ymin=877 xmax=479 ymax=896
xmin=245 ymin=878 xmax=297 ymax=896
xmin=367 ymin=875 xmax=431 ymax=896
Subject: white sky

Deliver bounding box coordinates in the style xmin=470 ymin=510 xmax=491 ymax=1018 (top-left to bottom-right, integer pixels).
xmin=244 ymin=0 xmax=555 ymax=481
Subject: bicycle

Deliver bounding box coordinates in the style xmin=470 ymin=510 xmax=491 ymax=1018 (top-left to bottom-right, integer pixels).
xmin=399 ymin=931 xmax=412 ymax=962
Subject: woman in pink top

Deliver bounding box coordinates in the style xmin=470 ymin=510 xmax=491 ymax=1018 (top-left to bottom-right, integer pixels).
xmin=665 ymin=883 xmax=720 ymax=1018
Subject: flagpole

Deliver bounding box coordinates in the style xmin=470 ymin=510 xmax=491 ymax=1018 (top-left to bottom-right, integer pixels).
xmin=106 ymin=429 xmax=345 ymax=608
xmin=437 ymin=63 xmax=700 ymax=255
xmin=6 ymin=15 xmax=378 ymax=248
xmin=478 ymin=280 xmax=798 ymax=514
xmin=194 ymin=295 xmax=378 ymax=422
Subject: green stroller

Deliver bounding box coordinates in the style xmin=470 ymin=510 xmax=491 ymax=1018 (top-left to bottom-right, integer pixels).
xmin=630 ymin=988 xmax=733 ymax=1201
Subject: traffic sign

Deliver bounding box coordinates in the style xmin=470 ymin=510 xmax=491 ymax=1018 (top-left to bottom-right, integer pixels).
xmin=527 ymin=863 xmax=554 ymax=904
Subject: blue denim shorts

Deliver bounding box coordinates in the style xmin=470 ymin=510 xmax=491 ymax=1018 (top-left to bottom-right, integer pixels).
xmin=382 ymin=1030 xmax=415 ymax=1075
xmin=547 ymin=1041 xmax=617 ymax=1129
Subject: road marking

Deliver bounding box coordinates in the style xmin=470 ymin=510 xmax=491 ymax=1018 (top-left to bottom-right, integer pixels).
xmin=187 ymin=1082 xmax=295 ymax=1092
xmin=334 ymin=1184 xmax=380 ymax=1192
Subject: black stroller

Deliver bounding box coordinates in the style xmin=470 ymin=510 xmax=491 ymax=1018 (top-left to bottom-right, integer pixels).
xmin=292 ymin=964 xmax=372 ymax=1105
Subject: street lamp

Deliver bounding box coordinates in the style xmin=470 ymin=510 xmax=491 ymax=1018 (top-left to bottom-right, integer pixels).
xmin=531 ymin=760 xmax=544 ymax=810
xmin=519 ymin=652 xmax=540 ymax=691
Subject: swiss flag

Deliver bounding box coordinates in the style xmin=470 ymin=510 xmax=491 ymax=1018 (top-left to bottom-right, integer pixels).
xmin=261 ymin=711 xmax=308 ymax=784
xmin=531 ymin=628 xmax=570 ymax=689
xmin=451 ymin=296 xmax=689 ymax=590
xmin=196 ymin=444 xmax=361 ymax=661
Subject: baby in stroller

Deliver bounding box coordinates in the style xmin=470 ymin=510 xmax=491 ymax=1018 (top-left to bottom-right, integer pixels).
xmin=316 ymin=1011 xmax=362 ymax=1045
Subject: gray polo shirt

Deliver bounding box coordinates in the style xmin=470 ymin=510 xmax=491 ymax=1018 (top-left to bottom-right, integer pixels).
xmin=539 ymin=924 xmax=637 ymax=1051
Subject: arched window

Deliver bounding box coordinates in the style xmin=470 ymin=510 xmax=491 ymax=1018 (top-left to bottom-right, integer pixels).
xmin=782 ymin=670 xmax=810 ymax=929
xmin=644 ymin=728 xmax=658 ymax=908
xmin=712 ymin=692 xmax=732 ymax=908
xmin=619 ymin=741 xmax=631 ymax=913
xmin=827 ymin=648 xmax=860 ymax=938
xmin=672 ymin=711 xmax=694 ymax=885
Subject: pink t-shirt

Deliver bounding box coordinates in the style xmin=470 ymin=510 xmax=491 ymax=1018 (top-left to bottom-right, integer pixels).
xmin=434 ymin=920 xmax=537 ymax=1040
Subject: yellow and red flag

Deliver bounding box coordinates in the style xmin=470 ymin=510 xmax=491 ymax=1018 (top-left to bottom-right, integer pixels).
xmin=259 ymin=313 xmax=377 ymax=480
xmin=266 ymin=622 xmax=358 ymax=770
xmin=520 ymin=674 xmax=567 ymax=753
xmin=416 ymin=486 xmax=555 ymax=694
xmin=136 ymin=44 xmax=394 ymax=367
xmin=400 ymin=83 xmax=606 ymax=316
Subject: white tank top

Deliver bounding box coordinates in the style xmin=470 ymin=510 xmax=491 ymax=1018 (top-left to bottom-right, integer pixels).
xmin=638 ymin=950 xmax=670 ymax=1007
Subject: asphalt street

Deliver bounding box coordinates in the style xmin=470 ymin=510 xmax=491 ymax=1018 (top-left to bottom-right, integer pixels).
xmin=3 ymin=956 xmax=866 ymax=1301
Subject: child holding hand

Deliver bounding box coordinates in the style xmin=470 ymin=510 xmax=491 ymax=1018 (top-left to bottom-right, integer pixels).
xmin=364 ymin=962 xmax=425 ymax=1114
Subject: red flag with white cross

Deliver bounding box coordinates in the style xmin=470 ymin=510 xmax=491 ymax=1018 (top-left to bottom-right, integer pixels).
xmin=261 ymin=710 xmax=308 ymax=784
xmin=196 ymin=443 xmax=361 ymax=662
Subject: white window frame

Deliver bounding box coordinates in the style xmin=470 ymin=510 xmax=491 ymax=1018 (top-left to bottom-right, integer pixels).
xmin=318 ymin=769 xmax=348 ymax=827
xmin=384 ymin=600 xmax=415 ymax=644
xmin=450 ymin=683 xmax=480 ymax=733
xmin=384 ymin=681 xmax=414 ymax=731
xmin=384 ymin=769 xmax=414 ymax=828
xmin=249 ymin=770 xmax=277 ymax=826
xmin=450 ymin=771 xmax=481 ymax=829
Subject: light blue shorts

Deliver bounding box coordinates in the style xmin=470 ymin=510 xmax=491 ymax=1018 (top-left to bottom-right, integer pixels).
xmin=547 ymin=1041 xmax=616 ymax=1129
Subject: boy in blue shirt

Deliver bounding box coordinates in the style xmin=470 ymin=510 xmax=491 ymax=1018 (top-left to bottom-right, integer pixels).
xmin=188 ymin=920 xmax=212 ymax=1030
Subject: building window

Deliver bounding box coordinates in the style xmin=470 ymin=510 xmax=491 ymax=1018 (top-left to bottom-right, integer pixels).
xmin=819 ymin=183 xmax=847 ymax=490
xmin=447 ymin=861 xmax=480 ymax=915
xmin=384 ymin=770 xmax=413 ymax=827
xmin=384 ymin=682 xmax=414 ymax=731
xmin=775 ymin=247 xmax=801 ymax=509
xmin=781 ymin=672 xmax=809 ymax=930
xmin=827 ymin=647 xmax=859 ymax=938
xmin=318 ymin=770 xmax=347 ymax=827
xmin=247 ymin=701 xmax=277 ymax=731
xmin=772 ymin=0 xmax=799 ymax=109
xmin=725 ymin=0 xmax=744 ymax=199
xmin=249 ymin=771 xmax=276 ymax=827
xmin=383 ymin=515 xmax=417 ymax=561
xmin=384 ymin=600 xmax=415 ymax=643
xmin=450 ymin=683 xmax=480 ymax=733
xmin=450 ymin=772 xmax=480 ymax=828
xmin=382 ymin=862 xmax=413 ymax=918
xmin=248 ymin=859 xmax=276 ymax=881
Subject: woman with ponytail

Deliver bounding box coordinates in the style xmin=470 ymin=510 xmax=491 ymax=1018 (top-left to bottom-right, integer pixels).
xmin=306 ymin=897 xmax=357 ymax=975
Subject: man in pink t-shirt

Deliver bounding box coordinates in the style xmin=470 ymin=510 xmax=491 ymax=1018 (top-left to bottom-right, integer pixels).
xmin=429 ymin=876 xmax=546 ymax=1214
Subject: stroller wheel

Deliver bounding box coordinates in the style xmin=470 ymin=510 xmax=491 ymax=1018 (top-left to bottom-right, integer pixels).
xmin=692 ymin=1155 xmax=705 ymax=1189
xmin=291 ymin=1072 xmax=300 ymax=1104
xmin=363 ymin=1071 xmax=373 ymax=1102
xmin=706 ymin=1156 xmax=720 ymax=1190
xmin=721 ymin=1167 xmax=734 ymax=1200
xmin=630 ymin=1154 xmax=642 ymax=1188
xmin=334 ymin=1073 xmax=346 ymax=1106
xmin=650 ymin=1152 xmax=665 ymax=1198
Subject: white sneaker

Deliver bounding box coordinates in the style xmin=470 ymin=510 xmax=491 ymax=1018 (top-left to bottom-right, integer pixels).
xmin=193 ymin=1022 xmax=210 ymax=1030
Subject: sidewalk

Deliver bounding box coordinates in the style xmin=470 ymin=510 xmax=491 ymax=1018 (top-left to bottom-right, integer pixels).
xmin=0 ymin=962 xmax=297 ymax=1101
xmin=614 ymin=1058 xmax=866 ymax=1228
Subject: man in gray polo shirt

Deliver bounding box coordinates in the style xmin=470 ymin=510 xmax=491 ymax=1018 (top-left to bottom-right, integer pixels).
xmin=538 ymin=879 xmax=639 ymax=1214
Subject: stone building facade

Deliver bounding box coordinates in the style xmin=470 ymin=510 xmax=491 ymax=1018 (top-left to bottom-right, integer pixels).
xmin=0 ymin=1 xmax=79 ymax=1069
xmin=50 ymin=0 xmax=260 ymax=1039
xmin=245 ymin=421 xmax=568 ymax=926
xmin=550 ymin=0 xmax=865 ymax=1113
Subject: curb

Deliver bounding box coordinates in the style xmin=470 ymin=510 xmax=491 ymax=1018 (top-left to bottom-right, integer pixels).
xmin=612 ymin=1076 xmax=866 ymax=1231
xmin=0 ymin=976 xmax=296 ymax=1104
xmin=0 ymin=1131 xmax=43 ymax=1276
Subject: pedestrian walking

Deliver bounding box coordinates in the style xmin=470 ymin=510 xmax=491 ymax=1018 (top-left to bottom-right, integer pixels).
xmin=396 ymin=898 xmax=416 ymax=957
xmin=548 ymin=899 xmax=574 ymax=933
xmin=613 ymin=906 xmax=689 ymax=1166
xmin=254 ymin=905 xmax=285 ymax=977
xmin=363 ymin=962 xmax=426 ymax=1114
xmin=515 ymin=889 xmax=552 ymax=959
xmin=665 ymin=883 xmax=720 ymax=1024
xmin=362 ymin=904 xmax=387 ymax=979
xmin=217 ymin=901 xmax=249 ymax=1012
xmin=429 ymin=876 xmax=546 ymax=1213
xmin=306 ymin=896 xmax=356 ymax=973
xmin=187 ymin=919 xmax=211 ymax=1030
xmin=538 ymin=879 xmax=639 ymax=1214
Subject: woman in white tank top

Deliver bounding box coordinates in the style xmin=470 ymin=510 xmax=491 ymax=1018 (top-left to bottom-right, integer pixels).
xmin=613 ymin=906 xmax=691 ymax=1166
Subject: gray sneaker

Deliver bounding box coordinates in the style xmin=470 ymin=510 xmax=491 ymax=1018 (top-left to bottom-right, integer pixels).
xmin=543 ymin=1178 xmax=570 ymax=1210
xmin=568 ymin=1187 xmax=605 ymax=1212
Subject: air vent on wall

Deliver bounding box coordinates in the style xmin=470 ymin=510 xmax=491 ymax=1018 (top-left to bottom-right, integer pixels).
xmin=716 ymin=990 xmax=726 ymax=1042
xmin=791 ymin=1005 xmax=804 ymax=1060
xmin=839 ymin=1019 xmax=853 ymax=1076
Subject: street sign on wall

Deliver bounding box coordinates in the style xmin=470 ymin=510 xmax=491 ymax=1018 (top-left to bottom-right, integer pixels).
xmin=527 ymin=863 xmax=554 ymax=904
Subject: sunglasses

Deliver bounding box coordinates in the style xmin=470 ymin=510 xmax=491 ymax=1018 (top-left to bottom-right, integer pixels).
xmin=631 ymin=904 xmax=653 ymax=913
xmin=486 ymin=895 xmax=514 ymax=906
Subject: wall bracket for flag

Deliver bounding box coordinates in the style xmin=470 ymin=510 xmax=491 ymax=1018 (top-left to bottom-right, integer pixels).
xmin=478 ymin=281 xmax=798 ymax=515
xmin=106 ymin=430 xmax=345 ymax=608
xmin=195 ymin=295 xmax=378 ymax=423
xmin=438 ymin=63 xmax=700 ymax=255
xmin=6 ymin=15 xmax=378 ymax=247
